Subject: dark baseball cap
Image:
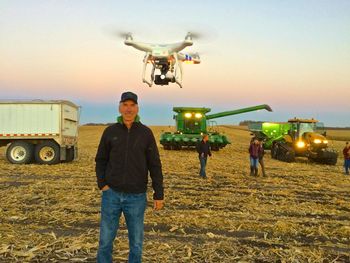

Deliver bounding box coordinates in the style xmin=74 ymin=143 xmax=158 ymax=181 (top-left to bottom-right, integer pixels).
xmin=120 ymin=91 xmax=138 ymax=104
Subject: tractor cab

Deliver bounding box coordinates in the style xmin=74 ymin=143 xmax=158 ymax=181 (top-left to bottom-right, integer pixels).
xmin=173 ymin=107 xmax=210 ymax=134
xmin=287 ymin=118 xmax=328 ymax=151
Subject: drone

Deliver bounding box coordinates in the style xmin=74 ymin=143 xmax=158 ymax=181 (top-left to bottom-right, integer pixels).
xmin=122 ymin=32 xmax=201 ymax=88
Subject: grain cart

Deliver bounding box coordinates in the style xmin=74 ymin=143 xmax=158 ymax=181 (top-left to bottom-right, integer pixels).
xmin=160 ymin=104 xmax=272 ymax=151
xmin=0 ymin=100 xmax=79 ymax=164
xmin=248 ymin=118 xmax=338 ymax=165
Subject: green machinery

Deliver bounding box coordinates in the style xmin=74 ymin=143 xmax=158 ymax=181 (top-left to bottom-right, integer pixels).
xmin=160 ymin=104 xmax=272 ymax=151
xmin=249 ymin=118 xmax=338 ymax=165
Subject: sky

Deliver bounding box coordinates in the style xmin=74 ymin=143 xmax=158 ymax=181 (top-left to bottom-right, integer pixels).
xmin=0 ymin=0 xmax=349 ymax=126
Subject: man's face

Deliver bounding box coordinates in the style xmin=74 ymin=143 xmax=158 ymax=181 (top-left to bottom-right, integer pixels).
xmin=203 ymin=135 xmax=209 ymax=142
xmin=119 ymin=100 xmax=139 ymax=122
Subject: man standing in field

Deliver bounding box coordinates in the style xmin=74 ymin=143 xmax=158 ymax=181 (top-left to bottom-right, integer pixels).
xmin=343 ymin=142 xmax=350 ymax=175
xmin=196 ymin=133 xmax=212 ymax=178
xmin=95 ymin=91 xmax=164 ymax=263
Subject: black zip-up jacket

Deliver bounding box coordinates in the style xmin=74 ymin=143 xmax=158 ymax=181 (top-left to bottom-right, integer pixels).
xmin=95 ymin=122 xmax=164 ymax=200
xmin=196 ymin=140 xmax=212 ymax=158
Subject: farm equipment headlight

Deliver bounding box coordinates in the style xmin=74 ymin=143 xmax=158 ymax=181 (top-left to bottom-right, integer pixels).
xmin=296 ymin=141 xmax=306 ymax=148
xmin=323 ymin=140 xmax=328 ymax=144
xmin=184 ymin=113 xmax=192 ymax=118
xmin=195 ymin=113 xmax=202 ymax=118
xmin=313 ymin=139 xmax=322 ymax=144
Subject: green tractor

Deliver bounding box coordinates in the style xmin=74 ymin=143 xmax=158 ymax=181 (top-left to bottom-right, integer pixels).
xmin=248 ymin=118 xmax=338 ymax=165
xmin=160 ymin=104 xmax=272 ymax=151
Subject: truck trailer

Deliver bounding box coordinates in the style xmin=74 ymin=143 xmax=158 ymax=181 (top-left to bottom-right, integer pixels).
xmin=0 ymin=100 xmax=79 ymax=164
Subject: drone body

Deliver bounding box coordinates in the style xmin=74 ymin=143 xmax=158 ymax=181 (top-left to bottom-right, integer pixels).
xmin=123 ymin=33 xmax=201 ymax=88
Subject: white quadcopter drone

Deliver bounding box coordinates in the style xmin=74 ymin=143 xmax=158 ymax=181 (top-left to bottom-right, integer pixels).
xmin=122 ymin=32 xmax=201 ymax=88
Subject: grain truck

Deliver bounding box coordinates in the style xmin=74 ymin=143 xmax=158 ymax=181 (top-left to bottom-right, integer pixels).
xmin=0 ymin=100 xmax=79 ymax=164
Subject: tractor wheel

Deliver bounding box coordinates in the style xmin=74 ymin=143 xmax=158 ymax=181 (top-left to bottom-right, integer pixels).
xmin=171 ymin=144 xmax=181 ymax=150
xmin=271 ymin=143 xmax=278 ymax=159
xmin=211 ymin=145 xmax=219 ymax=151
xmin=275 ymin=142 xmax=295 ymax=163
xmin=6 ymin=141 xmax=34 ymax=164
xmin=163 ymin=145 xmax=171 ymax=150
xmin=325 ymin=154 xmax=338 ymax=165
xmin=35 ymin=141 xmax=60 ymax=165
xmin=315 ymin=151 xmax=338 ymax=165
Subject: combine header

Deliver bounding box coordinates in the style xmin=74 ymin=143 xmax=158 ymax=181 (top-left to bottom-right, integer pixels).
xmin=160 ymin=104 xmax=272 ymax=151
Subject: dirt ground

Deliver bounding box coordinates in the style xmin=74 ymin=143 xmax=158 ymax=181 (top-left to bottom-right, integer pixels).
xmin=0 ymin=125 xmax=349 ymax=262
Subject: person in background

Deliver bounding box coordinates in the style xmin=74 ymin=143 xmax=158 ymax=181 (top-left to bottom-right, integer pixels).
xmin=258 ymin=139 xmax=266 ymax=177
xmin=343 ymin=141 xmax=350 ymax=175
xmin=249 ymin=138 xmax=263 ymax=176
xmin=95 ymin=91 xmax=164 ymax=263
xmin=196 ymin=133 xmax=212 ymax=179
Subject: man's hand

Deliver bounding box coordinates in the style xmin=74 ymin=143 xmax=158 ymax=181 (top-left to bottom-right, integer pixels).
xmin=101 ymin=185 xmax=110 ymax=191
xmin=201 ymin=153 xmax=204 ymax=158
xmin=154 ymin=200 xmax=164 ymax=210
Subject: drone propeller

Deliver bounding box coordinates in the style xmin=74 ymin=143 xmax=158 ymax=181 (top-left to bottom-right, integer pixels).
xmin=186 ymin=31 xmax=204 ymax=40
xmin=114 ymin=31 xmax=133 ymax=40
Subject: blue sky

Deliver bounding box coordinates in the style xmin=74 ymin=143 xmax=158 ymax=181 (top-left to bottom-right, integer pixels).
xmin=1 ymin=0 xmax=349 ymax=126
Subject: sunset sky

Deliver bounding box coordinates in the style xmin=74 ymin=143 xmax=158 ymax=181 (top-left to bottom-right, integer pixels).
xmin=1 ymin=0 xmax=349 ymax=126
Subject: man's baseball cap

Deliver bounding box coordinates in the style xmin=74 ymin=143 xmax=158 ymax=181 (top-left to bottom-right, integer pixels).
xmin=120 ymin=91 xmax=138 ymax=104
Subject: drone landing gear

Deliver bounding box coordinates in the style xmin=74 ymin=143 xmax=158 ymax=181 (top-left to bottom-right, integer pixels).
xmin=142 ymin=53 xmax=153 ymax=87
xmin=175 ymin=79 xmax=183 ymax=89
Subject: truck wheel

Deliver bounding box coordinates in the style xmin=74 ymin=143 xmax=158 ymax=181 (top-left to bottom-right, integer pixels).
xmin=6 ymin=141 xmax=34 ymax=164
xmin=35 ymin=141 xmax=60 ymax=165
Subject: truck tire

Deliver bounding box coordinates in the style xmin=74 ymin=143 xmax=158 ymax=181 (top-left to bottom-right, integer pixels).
xmin=6 ymin=141 xmax=34 ymax=164
xmin=35 ymin=141 xmax=60 ymax=165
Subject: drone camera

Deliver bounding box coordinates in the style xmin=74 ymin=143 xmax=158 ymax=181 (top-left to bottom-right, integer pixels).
xmin=155 ymin=75 xmax=170 ymax=85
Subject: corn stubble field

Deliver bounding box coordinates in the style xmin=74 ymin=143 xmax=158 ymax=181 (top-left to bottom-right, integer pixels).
xmin=0 ymin=126 xmax=349 ymax=262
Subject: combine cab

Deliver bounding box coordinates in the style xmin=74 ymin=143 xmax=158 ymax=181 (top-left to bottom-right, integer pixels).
xmin=160 ymin=104 xmax=272 ymax=151
xmin=249 ymin=118 xmax=338 ymax=165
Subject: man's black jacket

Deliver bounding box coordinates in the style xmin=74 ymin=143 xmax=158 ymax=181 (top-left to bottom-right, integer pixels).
xmin=196 ymin=140 xmax=212 ymax=158
xmin=95 ymin=122 xmax=164 ymax=200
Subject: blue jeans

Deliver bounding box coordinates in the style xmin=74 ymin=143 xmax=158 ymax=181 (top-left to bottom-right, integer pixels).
xmin=250 ymin=157 xmax=259 ymax=168
xmin=344 ymin=159 xmax=350 ymax=174
xmin=199 ymin=157 xmax=207 ymax=178
xmin=97 ymin=189 xmax=147 ymax=263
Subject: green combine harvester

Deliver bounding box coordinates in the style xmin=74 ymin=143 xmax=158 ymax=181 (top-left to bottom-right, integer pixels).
xmin=248 ymin=118 xmax=338 ymax=165
xmin=160 ymin=104 xmax=272 ymax=151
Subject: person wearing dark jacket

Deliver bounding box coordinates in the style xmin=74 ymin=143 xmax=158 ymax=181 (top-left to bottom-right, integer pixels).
xmin=95 ymin=91 xmax=164 ymax=263
xmin=249 ymin=138 xmax=263 ymax=176
xmin=196 ymin=134 xmax=211 ymax=178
